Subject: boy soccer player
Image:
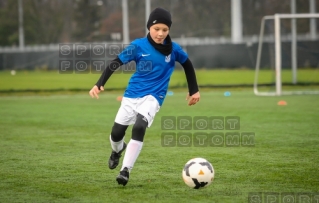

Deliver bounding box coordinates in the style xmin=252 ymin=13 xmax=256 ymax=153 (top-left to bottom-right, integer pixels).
xmin=89 ymin=7 xmax=200 ymax=186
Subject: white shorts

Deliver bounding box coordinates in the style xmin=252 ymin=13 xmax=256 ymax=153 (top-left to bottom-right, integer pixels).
xmin=114 ymin=95 xmax=160 ymax=127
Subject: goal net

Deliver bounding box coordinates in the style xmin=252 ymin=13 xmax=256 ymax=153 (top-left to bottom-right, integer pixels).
xmin=254 ymin=13 xmax=319 ymax=96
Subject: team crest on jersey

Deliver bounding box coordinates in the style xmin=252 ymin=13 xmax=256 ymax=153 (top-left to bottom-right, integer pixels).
xmin=165 ymin=54 xmax=171 ymax=63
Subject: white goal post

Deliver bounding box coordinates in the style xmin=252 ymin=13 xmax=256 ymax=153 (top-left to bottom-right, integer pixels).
xmin=254 ymin=13 xmax=319 ymax=96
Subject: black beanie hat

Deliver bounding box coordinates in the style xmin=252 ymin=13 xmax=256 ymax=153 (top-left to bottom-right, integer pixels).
xmin=147 ymin=7 xmax=172 ymax=30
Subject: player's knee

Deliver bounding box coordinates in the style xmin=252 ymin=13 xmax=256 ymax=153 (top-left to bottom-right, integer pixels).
xmin=132 ymin=114 xmax=148 ymax=142
xmin=111 ymin=122 xmax=128 ymax=142
xmin=132 ymin=122 xmax=146 ymax=133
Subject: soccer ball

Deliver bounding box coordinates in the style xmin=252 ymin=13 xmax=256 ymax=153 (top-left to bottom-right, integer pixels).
xmin=182 ymin=157 xmax=215 ymax=189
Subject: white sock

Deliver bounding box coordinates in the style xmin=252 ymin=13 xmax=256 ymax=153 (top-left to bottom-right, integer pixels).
xmin=121 ymin=139 xmax=143 ymax=171
xmin=109 ymin=135 xmax=124 ymax=153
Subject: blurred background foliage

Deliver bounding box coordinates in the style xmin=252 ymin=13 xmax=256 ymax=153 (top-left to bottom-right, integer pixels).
xmin=0 ymin=0 xmax=318 ymax=46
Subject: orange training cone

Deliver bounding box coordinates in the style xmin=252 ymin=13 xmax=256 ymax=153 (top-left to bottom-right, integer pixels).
xmin=277 ymin=100 xmax=287 ymax=106
xmin=116 ymin=96 xmax=123 ymax=101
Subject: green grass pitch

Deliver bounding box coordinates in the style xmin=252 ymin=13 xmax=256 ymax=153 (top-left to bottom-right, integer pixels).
xmin=0 ymin=69 xmax=318 ymax=91
xmin=0 ymin=88 xmax=318 ymax=202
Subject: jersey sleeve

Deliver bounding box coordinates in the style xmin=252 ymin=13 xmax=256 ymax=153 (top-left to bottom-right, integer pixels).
xmin=173 ymin=42 xmax=188 ymax=64
xmin=118 ymin=41 xmax=138 ymax=64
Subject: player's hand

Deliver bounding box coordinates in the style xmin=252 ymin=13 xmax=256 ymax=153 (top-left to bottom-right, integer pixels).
xmin=186 ymin=92 xmax=200 ymax=106
xmin=89 ymin=85 xmax=104 ymax=99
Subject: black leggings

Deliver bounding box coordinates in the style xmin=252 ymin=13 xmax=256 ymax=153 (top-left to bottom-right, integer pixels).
xmin=110 ymin=113 xmax=148 ymax=142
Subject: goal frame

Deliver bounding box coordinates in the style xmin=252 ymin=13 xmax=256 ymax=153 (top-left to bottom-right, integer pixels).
xmin=254 ymin=13 xmax=319 ymax=96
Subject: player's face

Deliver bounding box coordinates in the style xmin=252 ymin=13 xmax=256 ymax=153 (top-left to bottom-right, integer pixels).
xmin=149 ymin=24 xmax=169 ymax=44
